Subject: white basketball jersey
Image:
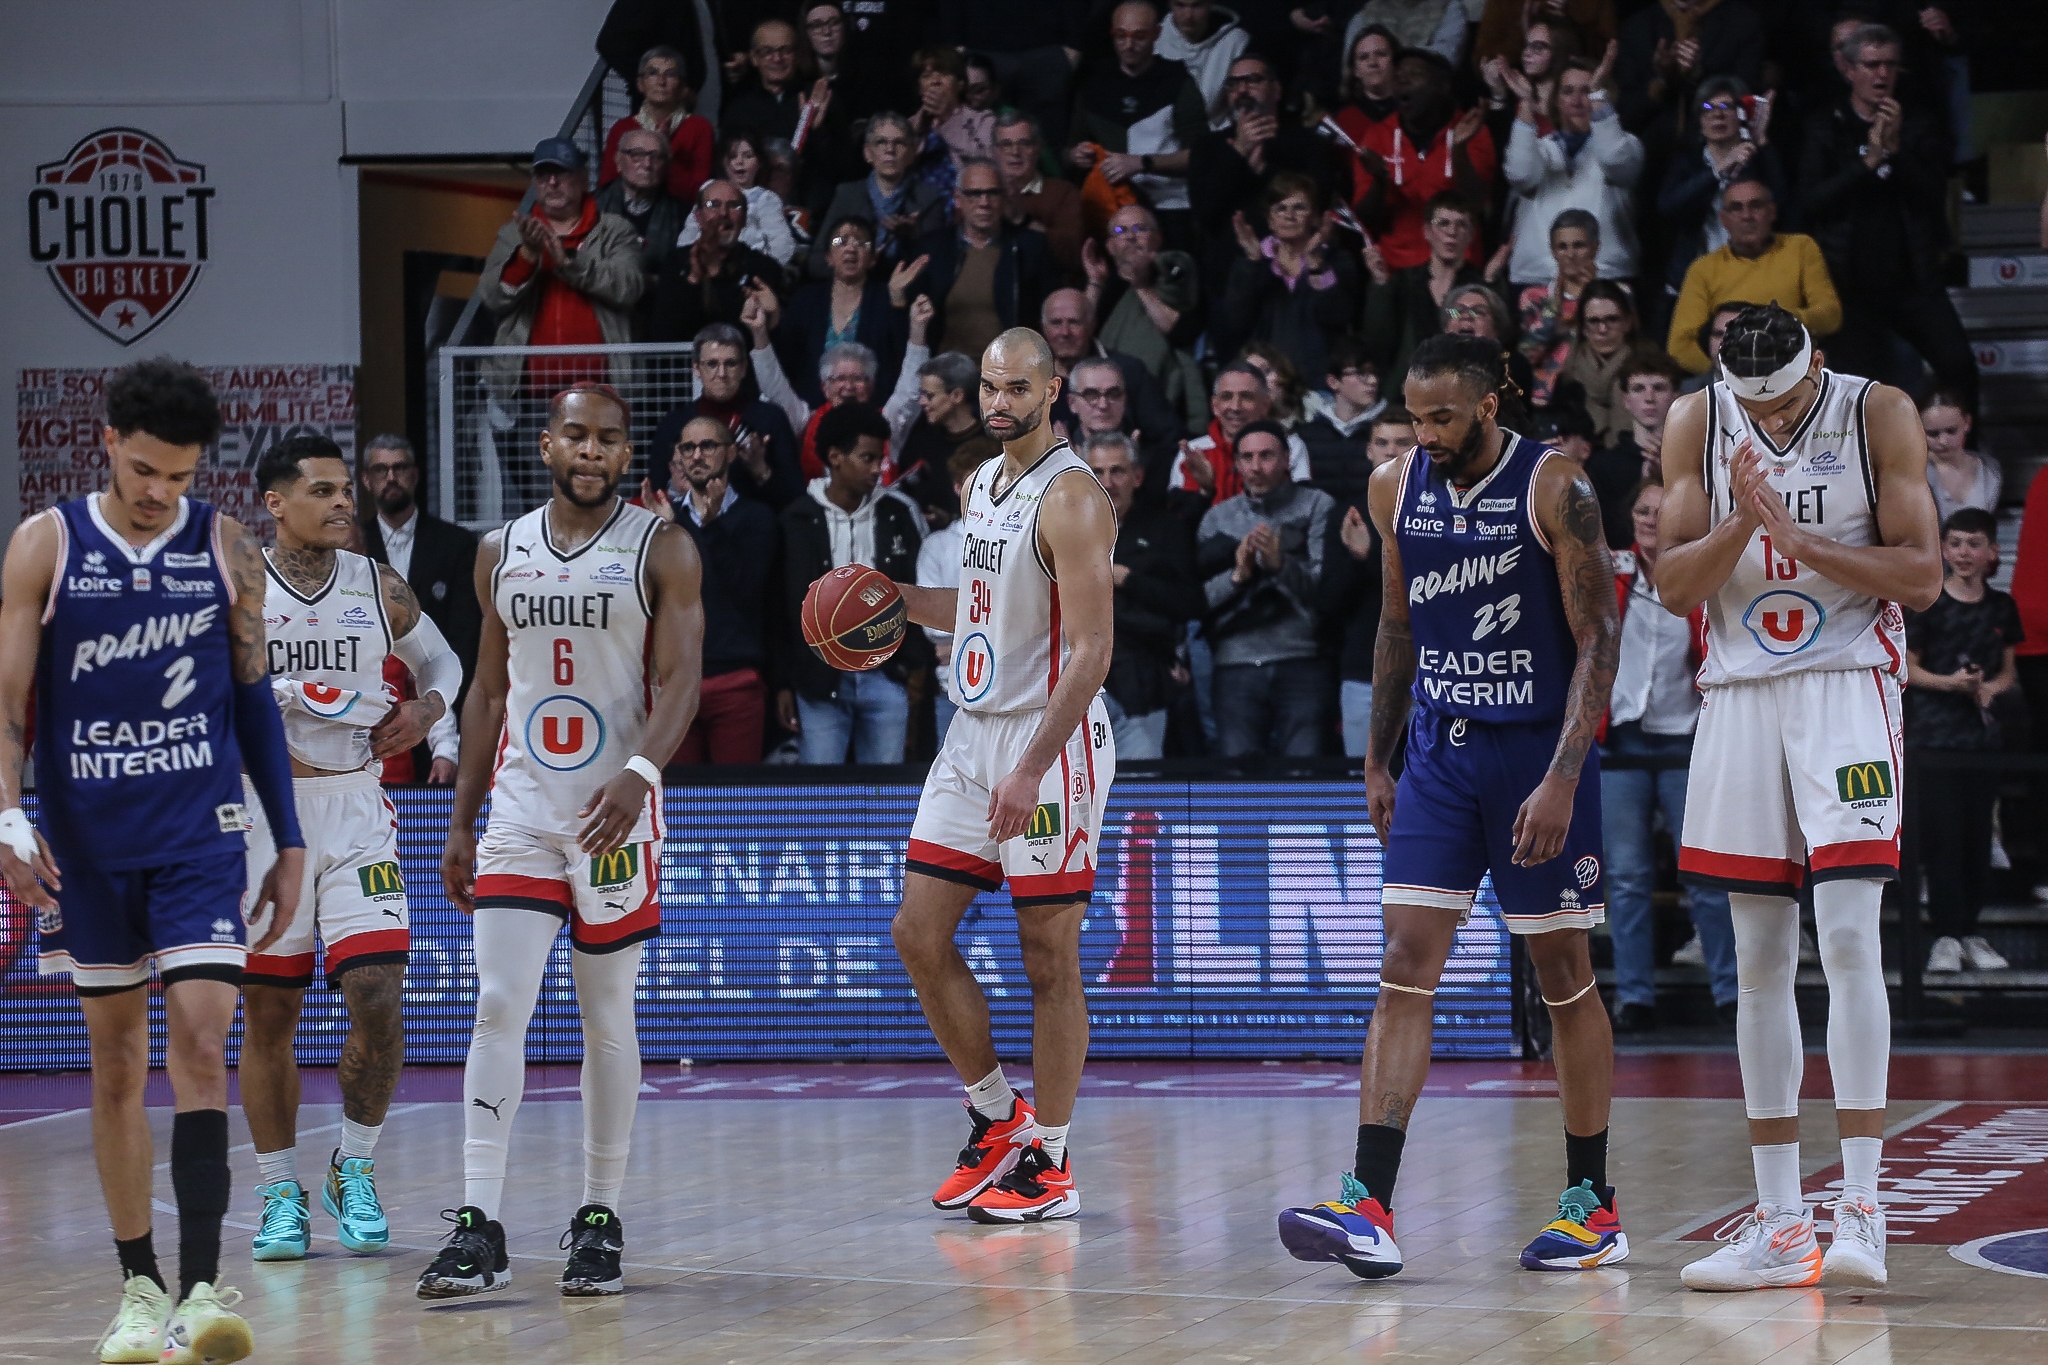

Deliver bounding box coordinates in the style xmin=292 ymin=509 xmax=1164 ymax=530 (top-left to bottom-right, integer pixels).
xmin=262 ymin=549 xmax=394 ymax=772
xmin=949 ymin=442 xmax=1107 ymax=715
xmin=1699 ymin=370 xmax=1906 ymax=686
xmin=489 ymin=499 xmax=663 ymax=837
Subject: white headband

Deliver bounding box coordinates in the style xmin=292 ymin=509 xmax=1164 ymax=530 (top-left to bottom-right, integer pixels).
xmin=1722 ymin=329 xmax=1814 ymax=402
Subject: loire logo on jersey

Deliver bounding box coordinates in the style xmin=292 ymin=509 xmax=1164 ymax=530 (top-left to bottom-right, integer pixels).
xmin=356 ymin=860 xmax=405 ymax=899
xmin=1836 ymin=761 xmax=1893 ymax=805
xmin=1741 ymin=590 xmax=1826 ymax=655
xmin=955 ymin=632 xmax=995 ymax=703
xmin=524 ymin=695 xmax=606 ymax=771
xmin=590 ymin=845 xmax=640 ymax=890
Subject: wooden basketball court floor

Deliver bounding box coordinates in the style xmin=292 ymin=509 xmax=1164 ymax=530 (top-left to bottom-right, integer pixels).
xmin=7 ymin=1057 xmax=2048 ymax=1364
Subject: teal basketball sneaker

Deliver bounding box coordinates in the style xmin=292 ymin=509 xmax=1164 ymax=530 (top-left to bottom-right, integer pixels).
xmin=322 ymin=1152 xmax=390 ymax=1253
xmin=251 ymin=1180 xmax=310 ymax=1262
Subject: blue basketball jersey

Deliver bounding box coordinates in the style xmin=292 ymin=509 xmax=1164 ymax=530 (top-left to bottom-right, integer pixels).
xmin=35 ymin=495 xmax=247 ymax=869
xmin=1394 ymin=432 xmax=1577 ymax=725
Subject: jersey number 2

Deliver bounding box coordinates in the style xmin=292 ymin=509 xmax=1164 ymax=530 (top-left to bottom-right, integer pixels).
xmin=1472 ymin=594 xmax=1522 ymax=641
xmin=161 ymin=655 xmax=196 ymax=709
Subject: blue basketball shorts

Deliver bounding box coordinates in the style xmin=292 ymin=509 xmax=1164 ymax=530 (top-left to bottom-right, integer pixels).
xmin=1381 ymin=711 xmax=1606 ymax=933
xmin=37 ymin=845 xmax=249 ymax=994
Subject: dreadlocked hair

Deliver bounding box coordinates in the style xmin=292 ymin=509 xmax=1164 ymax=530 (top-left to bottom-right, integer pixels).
xmin=1720 ymin=303 xmax=1808 ymax=381
xmin=1406 ymin=333 xmax=1524 ymax=425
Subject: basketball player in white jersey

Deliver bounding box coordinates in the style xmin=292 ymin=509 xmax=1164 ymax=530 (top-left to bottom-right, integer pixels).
xmin=1657 ymin=305 xmax=1941 ymax=1291
xmin=421 ymin=384 xmax=703 ymax=1300
xmin=239 ymin=435 xmax=464 ymax=1268
xmin=890 ymin=328 xmax=1118 ymax=1222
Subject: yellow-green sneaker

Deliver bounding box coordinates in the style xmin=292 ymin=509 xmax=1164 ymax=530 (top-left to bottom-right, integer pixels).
xmin=158 ymin=1282 xmax=251 ymax=1365
xmin=95 ymin=1275 xmax=172 ymax=1363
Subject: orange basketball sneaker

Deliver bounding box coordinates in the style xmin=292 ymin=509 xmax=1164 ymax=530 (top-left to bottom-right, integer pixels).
xmin=932 ymin=1098 xmax=1038 ymax=1209
xmin=967 ymin=1142 xmax=1079 ymax=1223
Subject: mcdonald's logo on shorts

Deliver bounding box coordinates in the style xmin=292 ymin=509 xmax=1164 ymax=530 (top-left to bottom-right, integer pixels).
xmin=1835 ymin=761 xmax=1893 ymax=805
xmin=356 ymin=860 xmax=405 ymax=900
xmin=590 ymin=845 xmax=641 ymax=890
xmin=1025 ymin=803 xmax=1061 ymax=842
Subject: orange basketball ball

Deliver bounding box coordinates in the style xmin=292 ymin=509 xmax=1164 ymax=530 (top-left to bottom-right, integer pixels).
xmin=802 ymin=564 xmax=907 ymax=671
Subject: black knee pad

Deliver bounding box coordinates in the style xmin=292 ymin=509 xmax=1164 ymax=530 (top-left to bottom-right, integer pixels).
xmin=170 ymin=1109 xmax=231 ymax=1216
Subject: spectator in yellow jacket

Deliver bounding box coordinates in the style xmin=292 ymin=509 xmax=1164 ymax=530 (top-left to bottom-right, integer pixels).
xmin=1666 ymin=176 xmax=1840 ymax=373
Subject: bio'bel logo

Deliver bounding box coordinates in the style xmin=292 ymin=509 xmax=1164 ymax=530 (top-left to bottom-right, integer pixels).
xmin=27 ymin=127 xmax=214 ymax=345
xmin=591 ymin=846 xmax=640 ymax=889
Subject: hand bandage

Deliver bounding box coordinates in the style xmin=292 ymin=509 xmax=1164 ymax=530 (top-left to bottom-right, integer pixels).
xmin=0 ymin=807 xmax=36 ymax=865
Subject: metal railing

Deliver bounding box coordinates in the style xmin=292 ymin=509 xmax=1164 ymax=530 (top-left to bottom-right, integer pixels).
xmin=435 ymin=341 xmax=695 ymax=530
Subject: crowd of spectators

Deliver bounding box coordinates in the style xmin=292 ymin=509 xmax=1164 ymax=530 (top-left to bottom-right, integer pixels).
xmin=450 ymin=0 xmax=2042 ymax=1002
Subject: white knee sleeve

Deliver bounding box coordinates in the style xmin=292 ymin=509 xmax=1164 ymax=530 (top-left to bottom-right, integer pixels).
xmin=572 ymin=942 xmax=644 ymax=1209
xmin=1813 ymin=879 xmax=1889 ymax=1112
xmin=463 ymin=909 xmax=559 ymax=1218
xmin=1729 ymin=893 xmax=1803 ymax=1121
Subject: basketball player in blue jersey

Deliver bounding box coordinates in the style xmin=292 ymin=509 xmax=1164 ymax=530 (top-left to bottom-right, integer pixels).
xmin=0 ymin=359 xmax=304 ymax=1364
xmin=1279 ymin=334 xmax=1624 ymax=1279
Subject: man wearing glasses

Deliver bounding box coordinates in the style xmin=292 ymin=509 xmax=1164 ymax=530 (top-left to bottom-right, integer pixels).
xmin=994 ymin=111 xmax=1083 ymax=281
xmin=905 ymin=160 xmax=1054 ymax=362
xmin=595 ymin=126 xmax=686 ymax=290
xmin=1190 ymin=55 xmax=1340 ymax=285
xmin=1799 ymin=22 xmax=1978 ymax=410
xmin=1667 ymin=176 xmax=1839 ymax=375
xmin=810 ymin=113 xmax=949 ymax=279
xmin=1362 ymin=190 xmax=1487 ymax=383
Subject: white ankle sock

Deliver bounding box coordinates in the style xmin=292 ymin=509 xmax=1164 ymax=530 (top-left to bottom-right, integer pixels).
xmin=1036 ymin=1123 xmax=1070 ymax=1167
xmin=339 ymin=1118 xmax=381 ymax=1162
xmin=1752 ymin=1142 xmax=1803 ymax=1214
xmin=1840 ymin=1136 xmax=1882 ymax=1202
xmin=255 ymin=1147 xmax=297 ymax=1188
xmin=966 ymin=1066 xmax=1016 ymax=1121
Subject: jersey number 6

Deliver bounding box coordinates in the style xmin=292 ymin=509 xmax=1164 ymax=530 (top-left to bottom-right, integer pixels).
xmin=553 ymin=638 xmax=574 ymax=686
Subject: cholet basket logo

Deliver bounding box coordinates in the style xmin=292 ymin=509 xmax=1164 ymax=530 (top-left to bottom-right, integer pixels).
xmin=27 ymin=127 xmax=216 ymax=345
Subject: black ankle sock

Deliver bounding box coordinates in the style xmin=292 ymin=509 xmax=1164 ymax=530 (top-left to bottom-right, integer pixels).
xmin=170 ymin=1109 xmax=230 ymax=1299
xmin=1353 ymin=1124 xmax=1406 ymax=1210
xmin=115 ymin=1231 xmax=165 ymax=1292
xmin=1565 ymin=1128 xmax=1609 ymax=1204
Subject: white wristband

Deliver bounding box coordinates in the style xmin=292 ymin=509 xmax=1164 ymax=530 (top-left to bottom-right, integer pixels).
xmin=623 ymin=755 xmax=662 ymax=787
xmin=0 ymin=807 xmax=37 ymax=864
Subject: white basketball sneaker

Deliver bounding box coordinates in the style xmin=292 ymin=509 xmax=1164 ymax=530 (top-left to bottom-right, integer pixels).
xmin=1681 ymin=1204 xmax=1823 ymax=1291
xmin=158 ymin=1282 xmax=252 ymax=1364
xmin=1823 ymin=1196 xmax=1888 ymax=1287
xmin=95 ymin=1275 xmax=173 ymax=1363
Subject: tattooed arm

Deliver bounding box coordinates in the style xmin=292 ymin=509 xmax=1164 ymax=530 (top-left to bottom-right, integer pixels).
xmin=221 ymin=516 xmax=305 ymax=952
xmin=1362 ymin=454 xmax=1416 ymax=845
xmin=1512 ymin=457 xmax=1620 ymax=866
xmin=0 ymin=514 xmax=62 ymax=908
xmin=367 ymin=562 xmax=450 ymax=759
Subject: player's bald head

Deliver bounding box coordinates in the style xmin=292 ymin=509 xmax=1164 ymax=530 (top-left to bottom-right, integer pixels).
xmin=985 ymin=327 xmax=1055 ymax=383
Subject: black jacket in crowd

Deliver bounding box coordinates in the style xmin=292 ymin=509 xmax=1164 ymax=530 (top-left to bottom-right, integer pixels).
xmin=777 ymin=490 xmax=926 ymax=701
xmin=1315 ymin=493 xmax=1382 ymax=687
xmin=773 ymin=276 xmax=910 ymax=408
xmin=360 ymin=509 xmax=483 ymax=710
xmin=648 ymin=241 xmax=786 ymax=343
xmin=1047 ymin=350 xmax=1181 ymax=460
xmin=674 ymin=492 xmax=782 ymax=681
xmin=649 ymin=396 xmax=805 ymax=509
xmin=908 ymin=222 xmax=1056 ymax=355
xmin=1107 ymin=505 xmax=1204 ymax=718
xmin=1800 ymin=98 xmax=1953 ymax=292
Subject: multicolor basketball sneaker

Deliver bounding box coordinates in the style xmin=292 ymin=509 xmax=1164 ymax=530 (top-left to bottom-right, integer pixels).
xmin=321 ymin=1153 xmax=389 ymax=1253
xmin=1277 ymin=1173 xmax=1403 ymax=1279
xmin=1822 ymin=1196 xmax=1887 ymax=1287
xmin=932 ymin=1097 xmax=1036 ymax=1208
xmin=1519 ymin=1180 xmax=1629 ymax=1270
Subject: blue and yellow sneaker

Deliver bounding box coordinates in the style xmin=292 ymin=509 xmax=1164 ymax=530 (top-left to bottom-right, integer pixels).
xmin=251 ymin=1180 xmax=310 ymax=1262
xmin=321 ymin=1152 xmax=390 ymax=1253
xmin=1519 ymin=1180 xmax=1629 ymax=1270
xmin=1277 ymin=1173 xmax=1404 ymax=1279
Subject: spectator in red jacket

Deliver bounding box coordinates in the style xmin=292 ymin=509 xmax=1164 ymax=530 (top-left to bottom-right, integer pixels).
xmin=1604 ymin=478 xmax=1736 ymax=1032
xmin=1353 ymin=49 xmax=1497 ymax=272
xmin=600 ymin=45 xmax=715 ymax=203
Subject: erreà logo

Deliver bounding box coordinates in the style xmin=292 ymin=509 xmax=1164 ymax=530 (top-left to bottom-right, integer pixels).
xmin=1026 ymin=803 xmax=1061 ymax=841
xmin=590 ymin=845 xmax=639 ymax=889
xmin=356 ymin=860 xmax=404 ymax=898
xmin=28 ymin=128 xmax=214 ymax=345
xmin=1836 ymin=761 xmax=1892 ymax=804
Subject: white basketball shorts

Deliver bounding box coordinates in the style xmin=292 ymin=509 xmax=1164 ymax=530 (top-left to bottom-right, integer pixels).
xmin=473 ymin=815 xmax=663 ymax=954
xmin=1679 ymin=667 xmax=1904 ymax=898
xmin=242 ymin=769 xmax=409 ymax=989
xmin=907 ymin=694 xmax=1116 ymax=908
